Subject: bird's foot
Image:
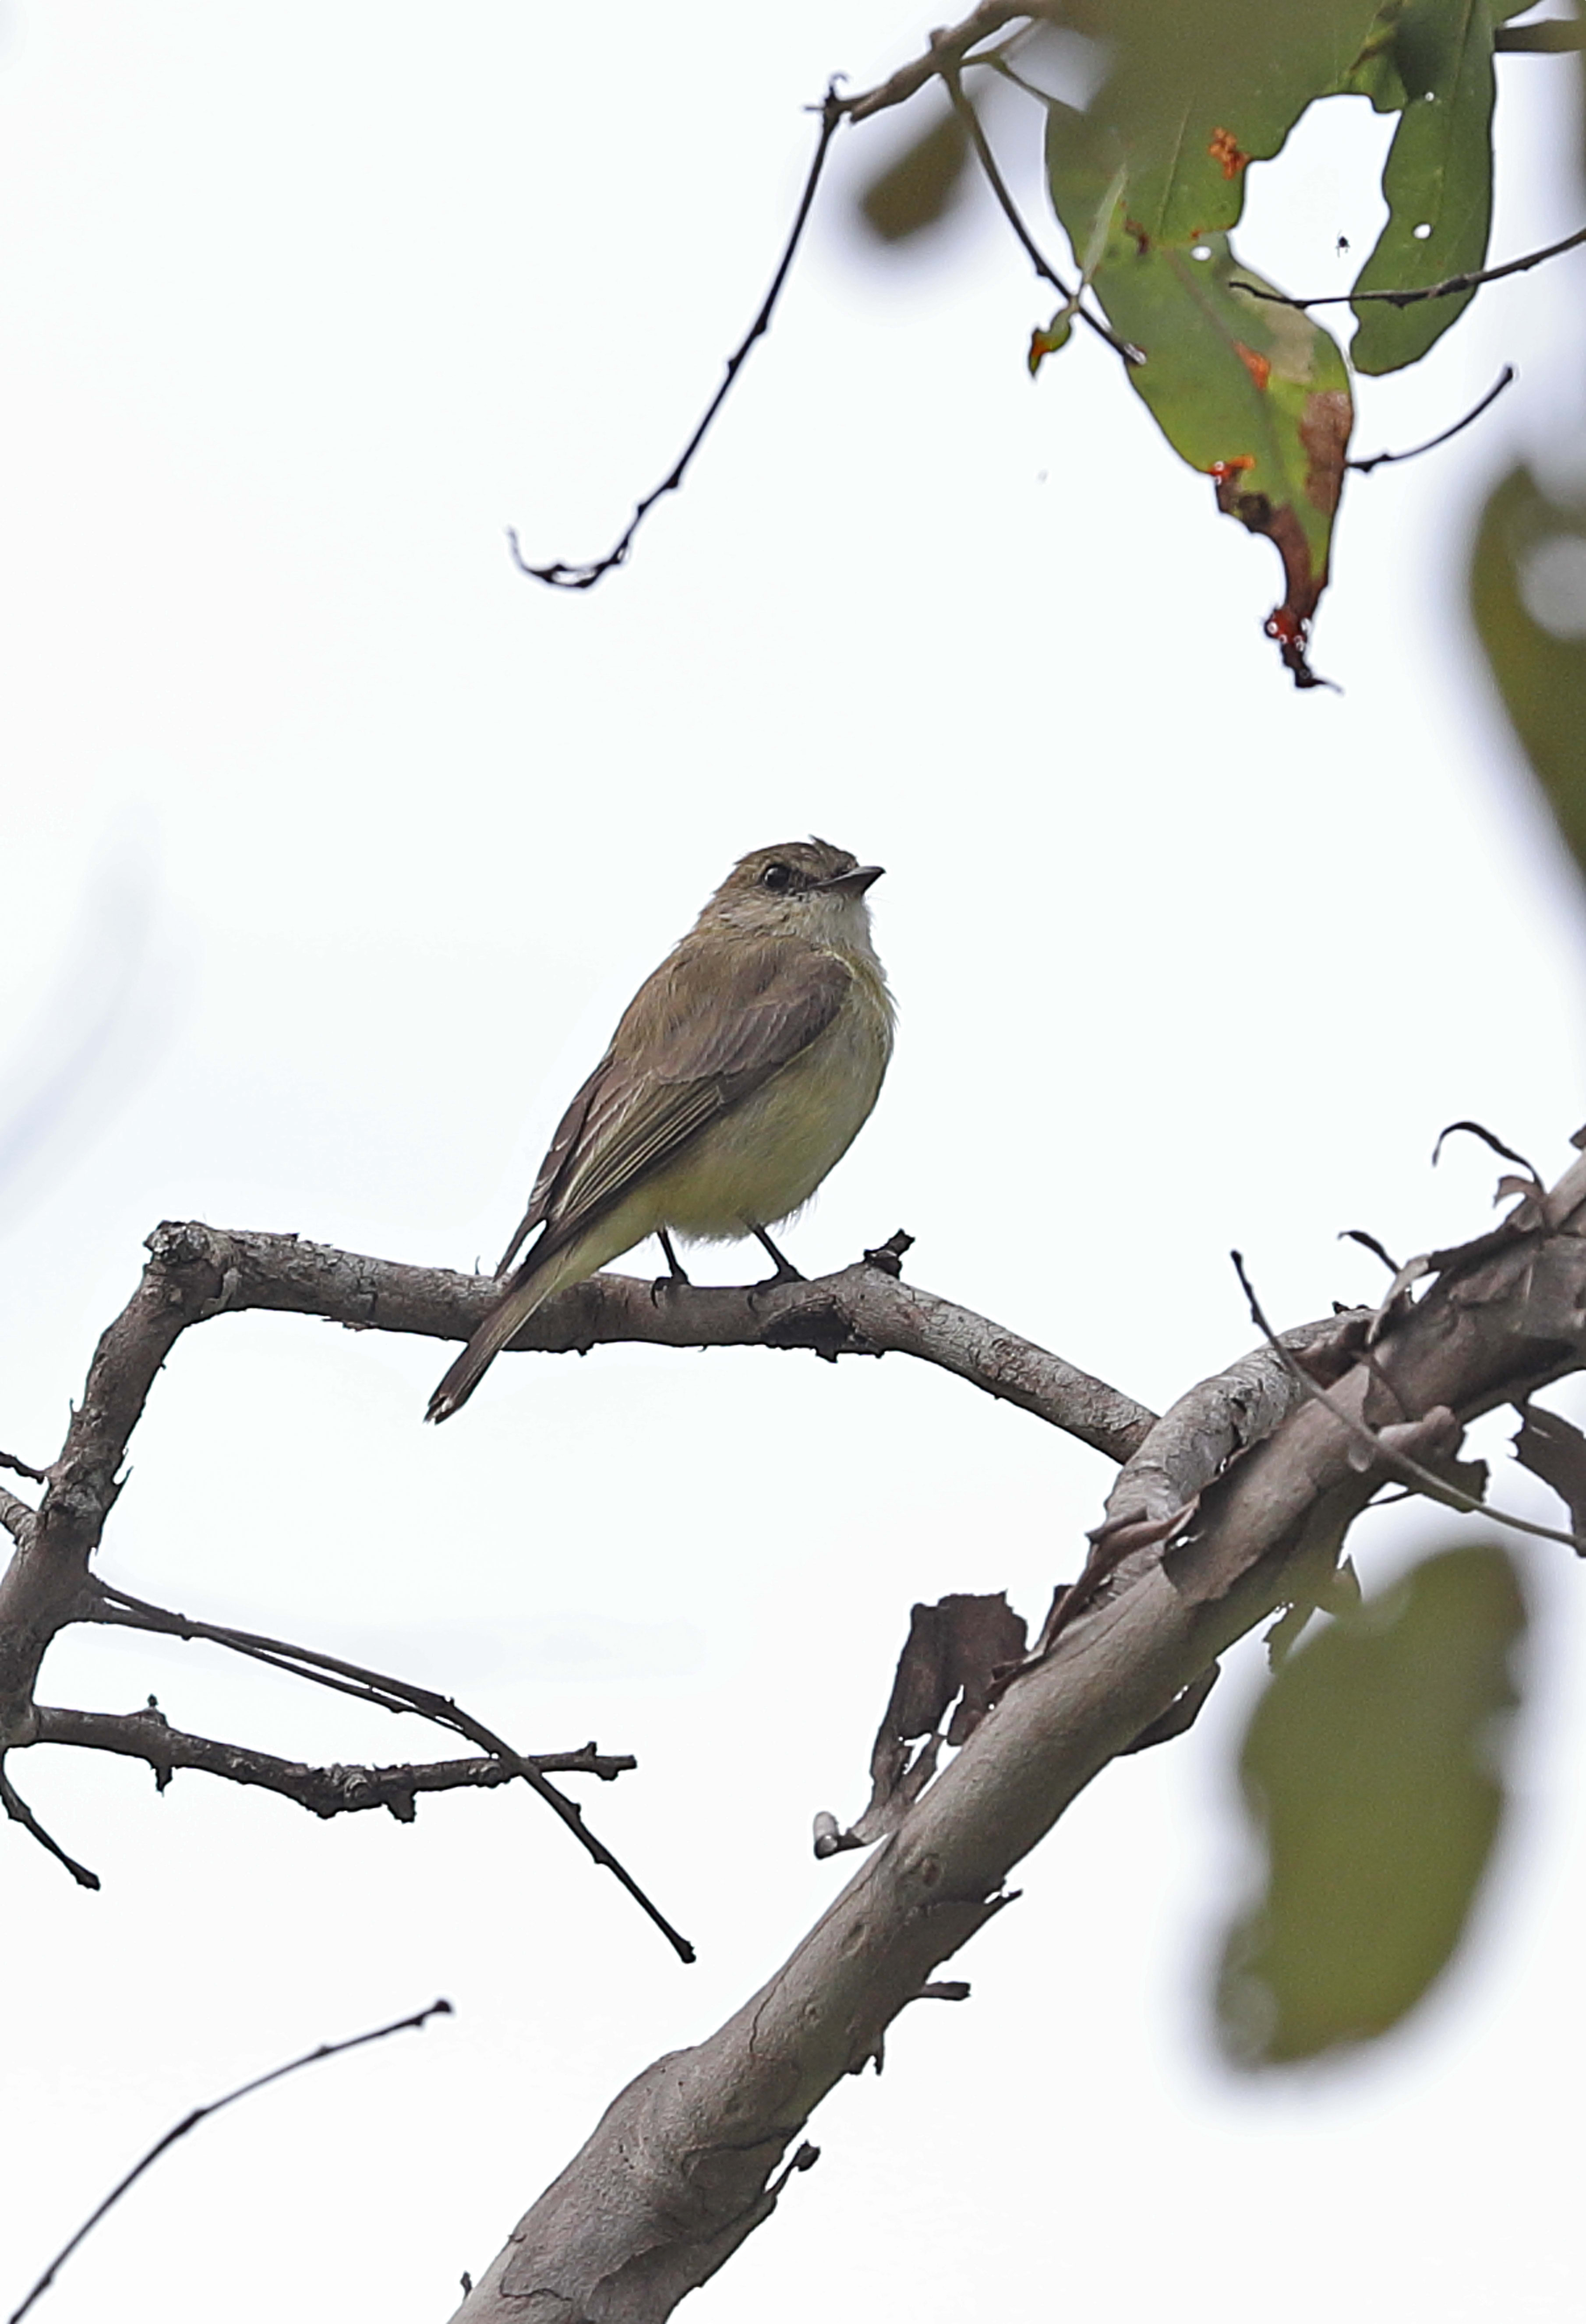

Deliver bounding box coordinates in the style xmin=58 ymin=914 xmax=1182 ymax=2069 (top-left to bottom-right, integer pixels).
xmin=650 ymin=1229 xmax=692 ymax=1307
xmin=750 ymin=1226 xmax=804 ymax=1287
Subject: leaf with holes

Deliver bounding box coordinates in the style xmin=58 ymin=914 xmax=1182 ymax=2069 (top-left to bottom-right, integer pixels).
xmin=1059 ymin=0 xmax=1387 ymax=245
xmin=1349 ymin=1 xmax=1498 ymax=372
xmin=1470 ymin=465 xmax=1586 ymax=884
xmin=1217 ymin=1543 xmax=1526 ymax=2066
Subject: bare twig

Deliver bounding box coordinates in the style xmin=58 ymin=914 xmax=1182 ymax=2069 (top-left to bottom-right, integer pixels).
xmin=1233 ymin=225 xmax=1586 ymax=312
xmin=1347 ymin=367 xmax=1515 ymax=474
xmin=509 ymin=89 xmax=845 ymax=590
xmin=32 ymin=1702 xmax=633 ymax=1820
xmin=0 ymin=1450 xmax=47 ymax=1484
xmin=941 ymin=67 xmax=1140 ymax=365
xmin=0 ymin=1753 xmax=99 ymax=1890
xmin=86 ymin=1586 xmax=695 ymax=1962
xmin=1230 ymin=1251 xmax=1583 ymax=1550
xmin=7 ymin=1999 xmax=452 ymax=2324
xmin=838 ymin=3 xmax=1033 ymax=122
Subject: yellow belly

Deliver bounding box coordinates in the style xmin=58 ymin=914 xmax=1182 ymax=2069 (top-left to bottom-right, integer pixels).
xmin=649 ymin=989 xmax=891 ymax=1240
xmin=509 ymin=971 xmax=892 ymax=1315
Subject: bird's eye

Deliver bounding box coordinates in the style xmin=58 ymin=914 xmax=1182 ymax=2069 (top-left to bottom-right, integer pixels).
xmin=760 ymin=862 xmax=792 ymax=891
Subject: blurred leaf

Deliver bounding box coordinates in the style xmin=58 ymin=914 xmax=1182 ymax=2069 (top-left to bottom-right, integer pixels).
xmin=1061 ymin=0 xmax=1386 ymax=244
xmin=857 ymin=96 xmax=971 ymax=244
xmin=1349 ymin=2 xmax=1498 ymax=373
xmin=1218 ymin=1542 xmax=1526 ymax=2067
xmin=1470 ymin=465 xmax=1586 ymax=881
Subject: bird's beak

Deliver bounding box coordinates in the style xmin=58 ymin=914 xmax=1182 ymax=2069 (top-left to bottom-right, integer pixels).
xmin=819 ymin=864 xmax=884 ymax=895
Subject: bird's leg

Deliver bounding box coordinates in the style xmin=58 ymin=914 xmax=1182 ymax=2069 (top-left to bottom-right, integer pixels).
xmin=751 ymin=1225 xmax=804 ymax=1285
xmin=650 ymin=1227 xmax=692 ymax=1306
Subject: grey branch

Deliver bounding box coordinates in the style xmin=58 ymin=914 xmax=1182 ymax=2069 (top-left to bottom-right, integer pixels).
xmin=838 ymin=4 xmax=1035 ymax=122
xmin=0 ymin=1216 xmax=1146 ymax=1929
xmin=33 ymin=1703 xmax=633 ymax=1822
xmin=447 ymin=1152 xmax=1586 ymax=2323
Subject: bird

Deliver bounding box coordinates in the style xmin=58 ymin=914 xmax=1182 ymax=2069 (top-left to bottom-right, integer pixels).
xmin=426 ymin=838 xmax=893 ymax=1421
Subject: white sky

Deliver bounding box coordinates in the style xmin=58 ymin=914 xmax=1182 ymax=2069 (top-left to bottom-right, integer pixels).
xmin=3 ymin=6 xmax=1585 ymax=2320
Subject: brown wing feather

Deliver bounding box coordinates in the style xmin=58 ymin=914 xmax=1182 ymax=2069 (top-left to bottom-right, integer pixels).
xmin=505 ymin=938 xmax=852 ymax=1271
xmin=495 ymin=1062 xmax=607 ymax=1273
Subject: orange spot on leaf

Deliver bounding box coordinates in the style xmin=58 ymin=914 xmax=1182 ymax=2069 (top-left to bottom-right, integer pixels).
xmin=1209 ymin=127 xmax=1249 ymax=180
xmin=1207 ymin=455 xmax=1256 ymax=482
xmin=1233 ymin=341 xmax=1272 ymax=391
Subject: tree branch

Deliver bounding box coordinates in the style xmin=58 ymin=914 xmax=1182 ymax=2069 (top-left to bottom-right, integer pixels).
xmin=509 ymin=88 xmax=846 ymax=589
xmin=838 ymin=5 xmax=1036 ymax=123
xmin=1233 ymin=223 xmax=1586 ymax=313
xmin=31 ymin=1703 xmax=633 ymax=1822
xmin=0 ymin=1220 xmax=1147 ymax=1748
xmin=8 ymin=1999 xmax=452 ymax=2324
xmin=941 ymin=64 xmax=1140 ymax=364
xmin=445 ymin=1151 xmax=1586 ymax=2322
xmin=78 ymin=1584 xmax=694 ymax=1961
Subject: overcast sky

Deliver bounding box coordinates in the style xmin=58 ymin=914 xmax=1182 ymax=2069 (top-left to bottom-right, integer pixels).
xmin=4 ymin=7 xmax=1586 ymax=2320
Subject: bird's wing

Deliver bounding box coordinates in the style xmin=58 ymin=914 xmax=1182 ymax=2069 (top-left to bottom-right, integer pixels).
xmin=499 ymin=938 xmax=853 ymax=1271
xmin=495 ymin=1065 xmax=607 ymax=1273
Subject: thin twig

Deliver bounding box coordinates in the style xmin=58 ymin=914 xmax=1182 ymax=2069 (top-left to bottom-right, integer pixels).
xmin=32 ymin=1703 xmax=634 ymax=1820
xmin=1230 ymin=1252 xmax=1583 ymax=1551
xmin=88 ymin=1586 xmax=695 ymax=1961
xmin=1347 ymin=367 xmax=1515 ymax=474
xmin=510 ymin=89 xmax=845 ymax=590
xmin=7 ymin=1999 xmax=452 ymax=2324
xmin=1233 ymin=223 xmax=1586 ymax=312
xmin=0 ymin=1450 xmax=48 ymax=1484
xmin=838 ymin=2 xmax=1032 ymax=122
xmin=942 ymin=67 xmax=1140 ymax=365
xmin=0 ymin=1753 xmax=99 ymax=1889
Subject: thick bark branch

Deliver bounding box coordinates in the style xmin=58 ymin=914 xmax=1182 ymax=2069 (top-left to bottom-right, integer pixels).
xmin=0 ymin=1221 xmax=1149 ymax=1739
xmin=447 ymin=1160 xmax=1586 ymax=2323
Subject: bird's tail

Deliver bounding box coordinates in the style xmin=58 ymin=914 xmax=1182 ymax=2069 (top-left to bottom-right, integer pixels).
xmin=425 ymin=1260 xmax=564 ymax=1423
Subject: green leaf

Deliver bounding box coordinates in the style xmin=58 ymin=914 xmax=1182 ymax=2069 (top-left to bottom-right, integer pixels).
xmin=1217 ymin=1543 xmax=1526 ymax=2067
xmin=1349 ymin=1 xmax=1498 ymax=373
xmin=1470 ymin=465 xmax=1586 ymax=885
xmin=1046 ymin=109 xmax=1354 ymax=683
xmin=856 ymin=96 xmax=971 ymax=244
xmin=1058 ymin=0 xmax=1386 ymax=245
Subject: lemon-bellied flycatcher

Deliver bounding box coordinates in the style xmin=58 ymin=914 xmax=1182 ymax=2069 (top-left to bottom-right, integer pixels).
xmin=426 ymin=839 xmax=893 ymax=1420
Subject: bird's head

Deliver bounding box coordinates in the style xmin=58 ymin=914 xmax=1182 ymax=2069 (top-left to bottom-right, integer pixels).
xmin=701 ymin=839 xmax=885 ymax=947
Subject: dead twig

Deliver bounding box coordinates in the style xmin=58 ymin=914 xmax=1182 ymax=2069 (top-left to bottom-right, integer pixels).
xmin=1347 ymin=367 xmax=1515 ymax=474
xmin=1230 ymin=1251 xmax=1583 ymax=1551
xmin=7 ymin=1999 xmax=452 ymax=2324
xmin=1233 ymin=225 xmax=1586 ymax=313
xmin=87 ymin=1586 xmax=694 ymax=1961
xmin=32 ymin=1702 xmax=634 ymax=1821
xmin=0 ymin=1753 xmax=99 ymax=1890
xmin=509 ymin=88 xmax=845 ymax=589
